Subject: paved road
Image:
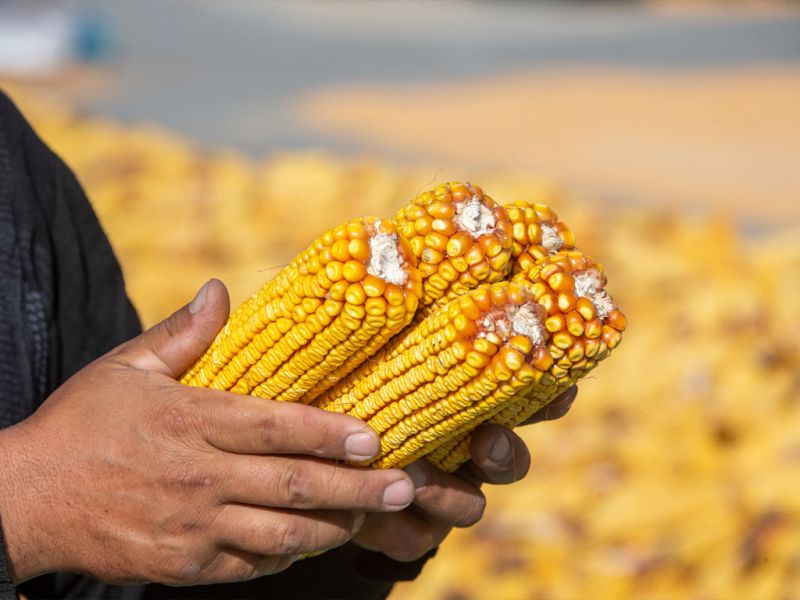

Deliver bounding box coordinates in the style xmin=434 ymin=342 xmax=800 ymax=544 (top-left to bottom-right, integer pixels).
xmin=76 ymin=0 xmax=800 ymax=155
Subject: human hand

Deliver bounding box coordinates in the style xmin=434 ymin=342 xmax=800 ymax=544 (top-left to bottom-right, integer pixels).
xmin=0 ymin=280 xmax=415 ymax=585
xmin=352 ymin=386 xmax=578 ymax=561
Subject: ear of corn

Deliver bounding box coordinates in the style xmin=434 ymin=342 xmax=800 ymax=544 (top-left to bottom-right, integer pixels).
xmin=393 ymin=182 xmax=513 ymax=315
xmin=181 ymin=217 xmax=423 ymax=402
xmin=313 ymin=281 xmax=551 ymax=469
xmin=428 ymin=248 xmax=626 ymax=471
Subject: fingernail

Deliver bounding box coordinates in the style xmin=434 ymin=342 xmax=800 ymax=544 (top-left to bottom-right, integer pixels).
xmin=383 ymin=479 xmax=414 ymax=508
xmin=189 ymin=280 xmax=211 ymax=314
xmin=488 ymin=431 xmax=511 ymax=463
xmin=345 ymin=431 xmax=379 ymax=461
xmin=404 ymin=463 xmax=427 ymax=489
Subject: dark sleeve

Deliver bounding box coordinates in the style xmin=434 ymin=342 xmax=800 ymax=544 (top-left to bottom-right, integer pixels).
xmin=0 ymin=90 xmax=144 ymax=600
xmin=0 ymin=89 xmax=435 ymax=600
xmin=144 ymin=545 xmax=437 ymax=600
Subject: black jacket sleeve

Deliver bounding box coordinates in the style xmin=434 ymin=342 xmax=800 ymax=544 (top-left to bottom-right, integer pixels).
xmin=0 ymin=90 xmax=434 ymax=600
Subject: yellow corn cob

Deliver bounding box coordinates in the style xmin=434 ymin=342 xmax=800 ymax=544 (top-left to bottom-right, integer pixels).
xmin=181 ymin=217 xmax=423 ymax=402
xmin=428 ymin=248 xmax=626 ymax=471
xmin=504 ymin=200 xmax=576 ymax=272
xmin=393 ymin=182 xmax=513 ymax=314
xmin=313 ymin=281 xmax=555 ymax=469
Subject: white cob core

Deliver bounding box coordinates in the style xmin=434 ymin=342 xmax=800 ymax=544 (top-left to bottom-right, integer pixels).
xmin=456 ymin=195 xmax=496 ymax=238
xmin=478 ymin=303 xmax=545 ymax=348
xmin=368 ymin=224 xmax=407 ymax=286
xmin=541 ymin=224 xmax=564 ymax=253
xmin=574 ymin=271 xmax=614 ymax=318
xmin=510 ymin=304 xmax=546 ymax=346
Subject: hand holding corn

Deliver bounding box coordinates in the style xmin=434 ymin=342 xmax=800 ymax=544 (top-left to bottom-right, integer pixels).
xmin=183 ymin=182 xmax=625 ymax=472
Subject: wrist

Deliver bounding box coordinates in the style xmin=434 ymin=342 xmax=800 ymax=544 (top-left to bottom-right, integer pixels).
xmin=0 ymin=421 xmax=61 ymax=583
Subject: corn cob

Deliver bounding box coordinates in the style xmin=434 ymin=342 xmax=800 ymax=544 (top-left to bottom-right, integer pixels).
xmin=428 ymin=249 xmax=626 ymax=471
xmin=393 ymin=182 xmax=513 ymax=314
xmin=181 ymin=217 xmax=423 ymax=402
xmin=313 ymin=281 xmax=558 ymax=469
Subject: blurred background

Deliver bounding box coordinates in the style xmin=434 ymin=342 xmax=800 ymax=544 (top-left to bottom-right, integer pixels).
xmin=2 ymin=1 xmax=799 ymax=598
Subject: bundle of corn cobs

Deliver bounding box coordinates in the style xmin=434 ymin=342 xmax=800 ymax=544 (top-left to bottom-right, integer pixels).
xmin=181 ymin=182 xmax=626 ymax=470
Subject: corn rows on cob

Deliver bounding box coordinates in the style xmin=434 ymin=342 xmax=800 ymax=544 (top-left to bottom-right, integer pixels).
xmin=314 ymin=282 xmax=549 ymax=468
xmin=182 ymin=184 xmax=625 ymax=471
xmin=428 ymin=249 xmax=627 ymax=471
xmin=181 ymin=217 xmax=422 ymax=402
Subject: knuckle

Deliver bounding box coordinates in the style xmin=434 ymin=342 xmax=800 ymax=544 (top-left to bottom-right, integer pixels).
xmin=158 ymin=400 xmax=197 ymax=439
xmin=278 ymin=466 xmax=312 ymax=507
xmin=275 ymin=519 xmax=309 ymax=556
xmin=157 ymin=554 xmax=205 ymax=585
xmin=454 ymin=494 xmax=486 ymax=528
xmin=164 ymin=457 xmax=216 ymax=491
xmin=228 ymin=559 xmax=260 ymax=583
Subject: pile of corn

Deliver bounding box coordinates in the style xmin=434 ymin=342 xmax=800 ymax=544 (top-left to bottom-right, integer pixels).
xmin=7 ymin=85 xmax=800 ymax=598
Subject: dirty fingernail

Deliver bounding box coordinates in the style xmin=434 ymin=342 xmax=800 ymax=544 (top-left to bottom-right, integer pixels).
xmin=488 ymin=431 xmax=511 ymax=463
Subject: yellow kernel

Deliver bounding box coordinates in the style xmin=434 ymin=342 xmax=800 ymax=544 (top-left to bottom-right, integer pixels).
xmin=362 ymin=274 xmax=387 ymax=298
xmin=345 ymin=283 xmax=366 ymax=305
xmin=432 ymin=219 xmax=456 ymax=237
xmin=384 ymin=283 xmax=405 ymax=306
xmin=531 ymin=347 xmax=554 ymax=371
xmin=325 ymin=261 xmax=344 ymax=281
xmin=576 ymin=297 xmax=596 ymax=321
xmin=548 ymin=272 xmax=574 ymax=293
xmin=348 ymin=238 xmax=370 ymax=261
xmin=566 ymin=311 xmax=585 ymax=337
xmin=585 ymin=319 xmax=602 ymax=339
xmin=425 ymin=232 xmax=449 ymax=253
xmin=343 ymin=260 xmax=367 ymax=283
xmin=545 ymin=315 xmax=564 ymax=333
xmin=421 ymin=248 xmax=444 ymax=264
xmin=429 ymin=201 xmax=455 ymax=219
xmin=365 ymin=297 xmax=388 ymax=316
xmin=331 ymin=239 xmax=350 ymax=262
xmin=346 ymin=221 xmax=367 ymax=239
xmin=414 ymin=217 xmax=432 ymax=235
xmin=607 ymin=309 xmax=627 ymax=331
xmin=553 ymin=332 xmax=574 ymax=350
xmin=557 ymin=292 xmax=577 ymax=313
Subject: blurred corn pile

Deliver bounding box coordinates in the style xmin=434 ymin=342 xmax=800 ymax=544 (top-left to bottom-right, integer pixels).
xmin=6 ymin=85 xmax=800 ymax=599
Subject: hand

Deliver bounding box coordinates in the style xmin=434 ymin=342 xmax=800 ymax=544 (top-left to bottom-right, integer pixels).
xmin=0 ymin=280 xmax=415 ymax=585
xmin=352 ymin=386 xmax=578 ymax=561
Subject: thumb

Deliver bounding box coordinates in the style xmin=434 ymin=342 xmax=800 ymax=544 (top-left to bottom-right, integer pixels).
xmin=118 ymin=279 xmax=230 ymax=378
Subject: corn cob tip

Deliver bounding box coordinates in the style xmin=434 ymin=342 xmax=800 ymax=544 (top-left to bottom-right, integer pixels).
xmin=504 ymin=200 xmax=576 ymax=266
xmin=366 ymin=218 xmax=410 ymax=286
xmin=573 ymin=267 xmax=615 ymax=320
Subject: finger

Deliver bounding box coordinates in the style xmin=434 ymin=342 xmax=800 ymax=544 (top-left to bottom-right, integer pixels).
xmin=404 ymin=461 xmax=485 ymax=528
xmin=217 ymin=454 xmax=414 ymax=512
xmin=215 ymin=504 xmax=362 ymax=557
xmin=522 ymin=385 xmax=578 ymax=425
xmin=196 ymin=392 xmax=380 ymax=462
xmin=353 ymin=512 xmax=449 ymax=562
xmin=115 ymin=279 xmax=230 ymax=377
xmin=183 ymin=548 xmax=297 ymax=585
xmin=464 ymin=424 xmax=531 ymax=485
